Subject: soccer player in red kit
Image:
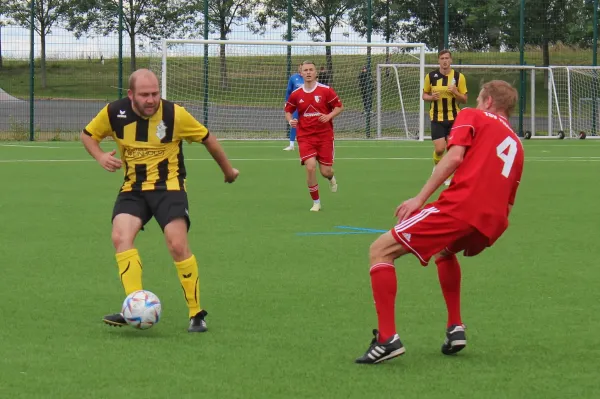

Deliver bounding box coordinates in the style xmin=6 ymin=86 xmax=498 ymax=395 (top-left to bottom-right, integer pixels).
xmin=285 ymin=61 xmax=344 ymax=212
xmin=355 ymin=80 xmax=524 ymax=364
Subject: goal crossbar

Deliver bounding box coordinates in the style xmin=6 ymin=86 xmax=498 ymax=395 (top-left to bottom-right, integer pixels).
xmin=160 ymin=39 xmax=427 ymax=140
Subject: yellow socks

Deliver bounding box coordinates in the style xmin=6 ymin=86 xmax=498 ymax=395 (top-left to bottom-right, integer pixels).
xmin=175 ymin=255 xmax=201 ymax=318
xmin=433 ymin=150 xmax=444 ymax=166
xmin=116 ymin=249 xmax=143 ymax=295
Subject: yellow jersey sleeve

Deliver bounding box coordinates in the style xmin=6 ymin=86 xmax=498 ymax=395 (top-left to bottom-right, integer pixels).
xmin=423 ymin=74 xmax=431 ymax=93
xmin=458 ymin=73 xmax=468 ymax=94
xmin=174 ymin=105 xmax=209 ymax=143
xmin=84 ymin=105 xmax=114 ymax=142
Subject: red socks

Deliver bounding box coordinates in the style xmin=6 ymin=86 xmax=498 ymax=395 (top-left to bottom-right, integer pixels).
xmin=435 ymin=254 xmax=462 ymax=327
xmin=369 ymin=263 xmax=397 ymax=342
xmin=308 ymin=184 xmax=319 ymax=201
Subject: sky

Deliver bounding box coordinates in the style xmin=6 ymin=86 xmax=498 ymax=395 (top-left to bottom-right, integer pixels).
xmin=1 ymin=20 xmax=399 ymax=61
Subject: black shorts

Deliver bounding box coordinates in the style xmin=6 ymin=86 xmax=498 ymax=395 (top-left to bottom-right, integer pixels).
xmin=112 ymin=190 xmax=191 ymax=231
xmin=431 ymin=121 xmax=455 ymax=141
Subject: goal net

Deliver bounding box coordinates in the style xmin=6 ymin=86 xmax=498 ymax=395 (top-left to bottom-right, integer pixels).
xmin=550 ymin=66 xmax=600 ymax=138
xmin=381 ymin=64 xmax=571 ymax=139
xmin=159 ymin=39 xmax=425 ymax=140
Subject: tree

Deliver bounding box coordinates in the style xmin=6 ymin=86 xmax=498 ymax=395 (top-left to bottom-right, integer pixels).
xmin=502 ymin=0 xmax=583 ymax=66
xmin=348 ymin=0 xmax=409 ymax=66
xmin=4 ymin=0 xmax=68 ymax=87
xmin=256 ymin=0 xmax=362 ymax=83
xmin=64 ymin=0 xmax=194 ymax=71
xmin=189 ymin=0 xmax=258 ymax=90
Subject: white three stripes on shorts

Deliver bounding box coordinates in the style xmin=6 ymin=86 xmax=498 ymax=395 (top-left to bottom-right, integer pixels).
xmin=394 ymin=207 xmax=440 ymax=233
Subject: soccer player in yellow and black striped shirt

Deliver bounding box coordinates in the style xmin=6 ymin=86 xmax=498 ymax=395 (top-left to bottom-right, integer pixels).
xmin=422 ymin=50 xmax=468 ymax=184
xmin=81 ymin=69 xmax=239 ymax=332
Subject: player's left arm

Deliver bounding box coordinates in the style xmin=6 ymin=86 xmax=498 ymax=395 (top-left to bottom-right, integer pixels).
xmin=319 ymin=88 xmax=344 ymax=123
xmin=174 ymin=105 xmax=210 ymax=143
xmin=507 ymin=158 xmax=523 ymax=216
xmin=202 ymin=134 xmax=239 ymax=183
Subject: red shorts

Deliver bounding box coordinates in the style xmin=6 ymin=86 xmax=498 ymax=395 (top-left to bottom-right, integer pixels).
xmin=298 ymin=134 xmax=334 ymax=166
xmin=390 ymin=206 xmax=490 ymax=266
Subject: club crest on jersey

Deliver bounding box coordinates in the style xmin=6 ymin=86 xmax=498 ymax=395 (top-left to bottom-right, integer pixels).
xmin=156 ymin=120 xmax=167 ymax=140
xmin=314 ymin=95 xmax=321 ymax=103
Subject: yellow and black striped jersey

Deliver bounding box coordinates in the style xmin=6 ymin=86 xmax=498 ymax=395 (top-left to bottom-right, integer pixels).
xmin=84 ymin=98 xmax=209 ymax=192
xmin=423 ymin=69 xmax=468 ymax=122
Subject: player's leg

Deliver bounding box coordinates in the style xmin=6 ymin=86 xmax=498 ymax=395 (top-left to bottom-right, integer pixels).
xmin=442 ymin=121 xmax=454 ymax=186
xmin=316 ymin=138 xmax=337 ymax=192
xmin=355 ymin=232 xmax=408 ymax=364
xmin=104 ymin=192 xmax=150 ymax=327
xmin=298 ymin=137 xmax=321 ymax=211
xmin=152 ymin=191 xmax=207 ymax=332
xmin=284 ymin=111 xmax=298 ymax=151
xmin=435 ymin=230 xmax=488 ymax=354
xmin=304 ymin=157 xmax=321 ymax=211
xmin=431 ymin=121 xmax=447 ymax=172
xmin=434 ymin=249 xmax=466 ymax=354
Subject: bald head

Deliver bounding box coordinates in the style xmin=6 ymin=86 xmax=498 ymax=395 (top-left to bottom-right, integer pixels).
xmin=127 ymin=69 xmax=161 ymax=117
xmin=128 ymin=68 xmax=159 ymax=93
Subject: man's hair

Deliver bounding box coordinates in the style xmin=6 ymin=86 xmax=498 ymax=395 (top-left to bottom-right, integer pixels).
xmin=301 ymin=60 xmax=316 ymax=68
xmin=438 ymin=49 xmax=452 ymax=58
xmin=480 ymin=80 xmax=518 ymax=117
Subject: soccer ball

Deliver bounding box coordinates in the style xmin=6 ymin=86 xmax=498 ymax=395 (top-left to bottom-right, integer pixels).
xmin=121 ymin=290 xmax=162 ymax=330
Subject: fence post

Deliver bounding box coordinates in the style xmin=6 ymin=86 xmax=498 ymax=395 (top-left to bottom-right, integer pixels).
xmin=29 ymin=0 xmax=35 ymax=141
xmin=444 ymin=0 xmax=449 ymax=49
xmin=518 ymin=0 xmax=525 ymax=137
xmin=593 ymin=0 xmax=598 ymax=135
xmin=365 ymin=0 xmax=372 ymax=138
xmin=118 ymin=0 xmax=123 ymax=99
xmin=286 ymin=0 xmax=292 ymax=140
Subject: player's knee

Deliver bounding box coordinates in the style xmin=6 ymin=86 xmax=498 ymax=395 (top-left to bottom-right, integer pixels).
xmin=434 ymin=148 xmax=445 ymax=157
xmin=369 ymin=240 xmax=385 ymax=264
xmin=320 ymin=166 xmax=333 ymax=179
xmin=166 ymin=236 xmax=190 ymax=260
xmin=305 ymin=161 xmax=317 ymax=174
xmin=111 ymin=228 xmax=134 ymax=252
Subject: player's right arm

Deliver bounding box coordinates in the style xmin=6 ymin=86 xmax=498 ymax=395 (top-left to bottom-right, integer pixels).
xmin=81 ymin=104 xmax=122 ymax=172
xmin=395 ymin=144 xmax=466 ymax=222
xmin=421 ymin=74 xmax=438 ymax=101
xmin=284 ymin=92 xmax=298 ymax=127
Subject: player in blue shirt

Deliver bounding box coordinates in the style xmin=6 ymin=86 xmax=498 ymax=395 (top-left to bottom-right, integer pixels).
xmin=284 ymin=64 xmax=304 ymax=151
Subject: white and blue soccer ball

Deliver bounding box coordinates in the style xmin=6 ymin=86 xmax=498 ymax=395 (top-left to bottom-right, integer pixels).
xmin=121 ymin=290 xmax=162 ymax=330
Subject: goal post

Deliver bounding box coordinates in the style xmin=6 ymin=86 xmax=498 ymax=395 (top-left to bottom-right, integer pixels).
xmin=380 ymin=63 xmax=567 ymax=139
xmin=159 ymin=39 xmax=426 ymax=140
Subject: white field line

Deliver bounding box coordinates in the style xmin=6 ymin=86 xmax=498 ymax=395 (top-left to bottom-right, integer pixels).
xmin=2 ymin=156 xmax=600 ymax=163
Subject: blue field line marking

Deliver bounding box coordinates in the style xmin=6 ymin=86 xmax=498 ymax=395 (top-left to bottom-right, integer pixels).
xmin=334 ymin=226 xmax=388 ymax=233
xmin=296 ymin=225 xmax=388 ymax=236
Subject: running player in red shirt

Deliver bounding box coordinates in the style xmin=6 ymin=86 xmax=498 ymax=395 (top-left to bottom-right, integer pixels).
xmin=284 ymin=61 xmax=344 ymax=212
xmin=355 ymin=80 xmax=524 ymax=364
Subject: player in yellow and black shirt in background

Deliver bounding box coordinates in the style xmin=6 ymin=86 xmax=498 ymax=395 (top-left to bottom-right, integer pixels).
xmin=81 ymin=69 xmax=239 ymax=333
xmin=422 ymin=50 xmax=468 ymax=185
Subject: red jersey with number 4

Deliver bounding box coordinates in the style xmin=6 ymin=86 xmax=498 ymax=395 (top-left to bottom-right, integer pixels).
xmin=435 ymin=108 xmax=524 ymax=245
xmin=284 ymin=83 xmax=342 ymax=138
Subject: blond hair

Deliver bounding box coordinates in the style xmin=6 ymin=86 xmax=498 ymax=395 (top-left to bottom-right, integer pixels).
xmin=480 ymin=80 xmax=518 ymax=117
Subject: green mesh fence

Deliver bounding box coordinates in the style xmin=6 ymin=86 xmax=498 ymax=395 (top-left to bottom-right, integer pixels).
xmin=0 ymin=0 xmax=597 ymax=140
